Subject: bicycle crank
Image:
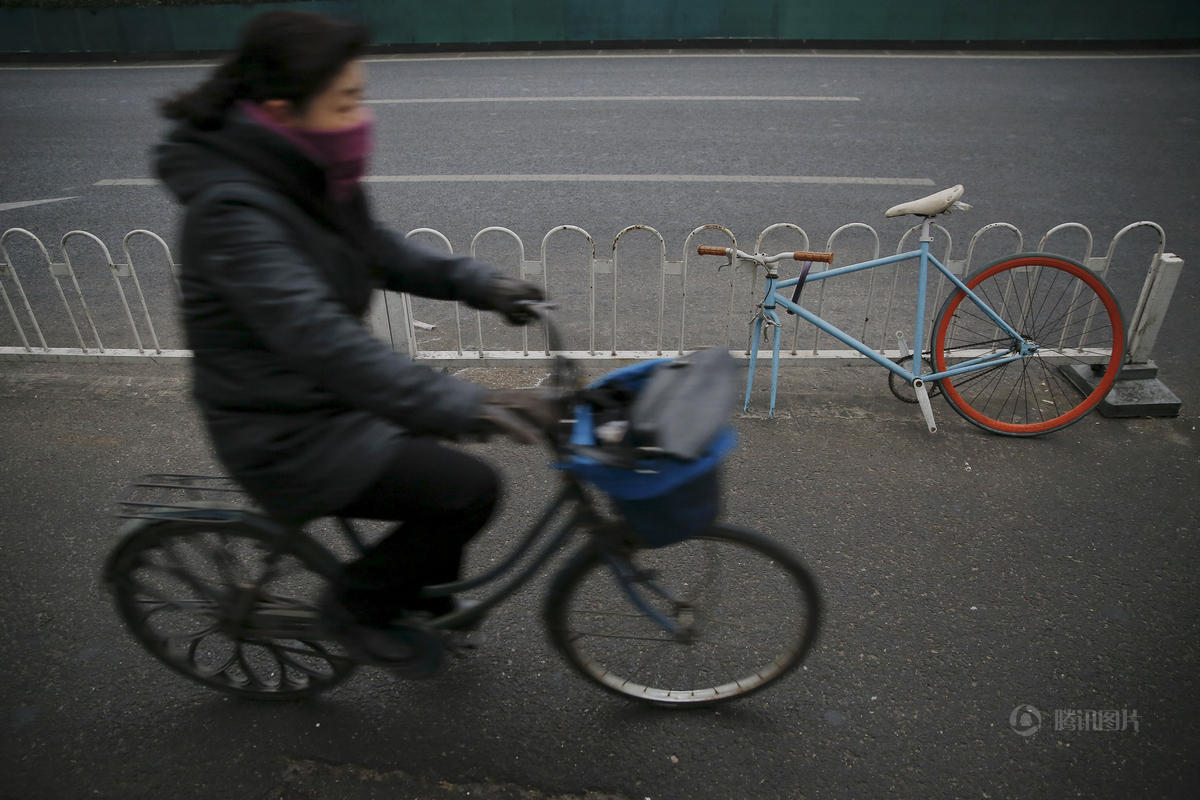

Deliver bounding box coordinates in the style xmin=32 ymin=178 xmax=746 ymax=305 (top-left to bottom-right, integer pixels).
xmin=913 ymin=379 xmax=938 ymax=434
xmin=887 ymin=354 xmax=940 ymax=404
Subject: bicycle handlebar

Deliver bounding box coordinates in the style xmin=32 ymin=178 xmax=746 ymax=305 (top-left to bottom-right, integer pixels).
xmin=696 ymin=246 xmax=835 ymax=264
xmin=791 ymin=250 xmax=835 ymax=263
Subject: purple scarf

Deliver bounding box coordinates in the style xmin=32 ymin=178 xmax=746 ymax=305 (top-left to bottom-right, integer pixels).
xmin=238 ymin=101 xmax=373 ymax=202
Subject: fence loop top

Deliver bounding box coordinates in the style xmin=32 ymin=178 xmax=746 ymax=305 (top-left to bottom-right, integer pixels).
xmin=1 ymin=221 xmax=1179 ymax=370
xmin=1037 ymin=223 xmax=1095 ymax=262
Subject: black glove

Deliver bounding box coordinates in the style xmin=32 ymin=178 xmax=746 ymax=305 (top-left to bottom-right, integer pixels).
xmin=479 ymin=276 xmax=545 ymax=325
xmin=470 ymin=388 xmax=561 ymax=444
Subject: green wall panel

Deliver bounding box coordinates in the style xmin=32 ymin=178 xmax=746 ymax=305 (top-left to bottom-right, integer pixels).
xmin=28 ymin=8 xmax=84 ymax=52
xmin=0 ymin=7 xmax=33 ymax=50
xmin=511 ymin=0 xmax=568 ymax=42
xmin=165 ymin=5 xmax=254 ymax=51
xmin=364 ymin=0 xmax=571 ymax=45
xmin=71 ymin=7 xmax=122 ymax=50
xmin=717 ymin=1 xmax=778 ymax=39
xmin=566 ymin=0 xmax=722 ymax=41
xmin=1 ymin=0 xmax=1197 ymax=56
xmin=114 ymin=7 xmax=173 ymax=52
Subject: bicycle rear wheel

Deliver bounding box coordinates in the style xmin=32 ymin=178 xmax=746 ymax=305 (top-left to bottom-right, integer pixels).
xmin=932 ymin=253 xmax=1125 ymax=436
xmin=105 ymin=519 xmax=355 ymax=700
xmin=544 ymin=525 xmax=820 ymax=707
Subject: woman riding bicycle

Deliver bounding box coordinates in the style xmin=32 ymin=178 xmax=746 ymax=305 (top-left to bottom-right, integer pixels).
xmin=154 ymin=10 xmax=554 ymax=657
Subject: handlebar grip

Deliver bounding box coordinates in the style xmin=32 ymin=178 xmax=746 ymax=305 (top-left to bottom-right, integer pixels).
xmin=697 ymin=246 xmax=731 ymax=257
xmin=793 ymin=251 xmax=835 ymax=263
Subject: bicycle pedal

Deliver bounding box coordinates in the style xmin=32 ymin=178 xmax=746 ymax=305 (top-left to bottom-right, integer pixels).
xmin=442 ymin=629 xmax=489 ymax=656
xmin=337 ymin=622 xmax=444 ymax=677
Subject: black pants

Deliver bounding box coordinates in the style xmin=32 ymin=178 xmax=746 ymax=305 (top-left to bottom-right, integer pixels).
xmin=334 ymin=437 xmax=498 ymax=626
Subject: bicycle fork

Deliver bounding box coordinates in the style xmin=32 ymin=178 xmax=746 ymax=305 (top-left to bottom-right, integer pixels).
xmin=602 ymin=551 xmax=693 ymax=642
xmin=746 ymin=306 xmax=784 ymax=417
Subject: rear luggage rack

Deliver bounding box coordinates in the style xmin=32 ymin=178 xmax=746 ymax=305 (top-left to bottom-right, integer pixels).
xmin=117 ymin=473 xmax=261 ymax=523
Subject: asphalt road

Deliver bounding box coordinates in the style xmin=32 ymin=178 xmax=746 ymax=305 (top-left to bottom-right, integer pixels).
xmin=2 ymin=50 xmax=1199 ymax=364
xmin=1 ymin=359 xmax=1197 ymax=800
xmin=1 ymin=49 xmax=1199 ymax=800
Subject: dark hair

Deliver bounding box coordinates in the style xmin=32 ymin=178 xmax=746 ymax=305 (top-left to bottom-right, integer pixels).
xmin=160 ymin=10 xmax=369 ymax=129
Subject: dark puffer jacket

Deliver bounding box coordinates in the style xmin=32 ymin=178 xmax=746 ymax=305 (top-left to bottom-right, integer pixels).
xmin=156 ymin=110 xmax=501 ymax=521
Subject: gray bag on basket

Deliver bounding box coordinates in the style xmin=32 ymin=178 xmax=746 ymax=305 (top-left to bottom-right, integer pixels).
xmin=629 ymin=347 xmax=738 ymax=461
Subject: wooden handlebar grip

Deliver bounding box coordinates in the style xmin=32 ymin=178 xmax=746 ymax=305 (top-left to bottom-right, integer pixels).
xmin=793 ymin=251 xmax=835 ymax=263
xmin=697 ymin=246 xmax=731 ymax=256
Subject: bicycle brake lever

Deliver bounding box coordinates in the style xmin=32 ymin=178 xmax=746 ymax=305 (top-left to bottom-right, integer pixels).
xmin=514 ymin=299 xmax=558 ymax=316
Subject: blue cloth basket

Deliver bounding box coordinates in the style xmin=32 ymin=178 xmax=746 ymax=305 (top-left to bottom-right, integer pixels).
xmin=558 ymin=359 xmax=737 ymax=547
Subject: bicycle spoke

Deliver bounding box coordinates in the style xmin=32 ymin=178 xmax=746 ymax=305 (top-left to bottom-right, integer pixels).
xmin=236 ymin=643 xmax=270 ymax=688
xmin=202 ymin=532 xmax=243 ymax=587
xmin=267 ymin=641 xmax=350 ymax=675
xmin=1027 ymin=358 xmax=1062 ymax=422
xmin=130 ymin=584 xmax=218 ymax=612
xmin=139 ymin=611 xmax=210 ymax=639
xmin=188 ymin=634 xmax=237 ymax=676
xmin=159 ymin=538 xmax=226 ymax=602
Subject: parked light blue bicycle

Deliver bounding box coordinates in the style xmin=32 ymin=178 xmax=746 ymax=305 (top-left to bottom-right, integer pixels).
xmin=698 ymin=185 xmax=1126 ymax=436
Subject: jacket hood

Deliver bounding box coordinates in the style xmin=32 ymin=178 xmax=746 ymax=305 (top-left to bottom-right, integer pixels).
xmin=155 ymin=109 xmax=329 ymax=207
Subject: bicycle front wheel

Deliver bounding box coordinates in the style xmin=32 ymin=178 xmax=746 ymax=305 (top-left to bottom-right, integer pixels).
xmin=932 ymin=253 xmax=1125 ymax=436
xmin=105 ymin=519 xmax=356 ymax=700
xmin=544 ymin=525 xmax=820 ymax=707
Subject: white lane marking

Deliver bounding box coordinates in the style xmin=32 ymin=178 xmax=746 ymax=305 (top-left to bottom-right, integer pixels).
xmin=0 ymin=62 xmax=219 ymax=71
xmin=0 ymin=196 xmax=80 ymax=212
xmin=366 ymin=95 xmax=860 ymax=104
xmin=96 ymin=175 xmax=934 ymax=187
xmin=366 ymin=51 xmax=1200 ymax=63
xmin=362 ymin=174 xmax=935 ymax=186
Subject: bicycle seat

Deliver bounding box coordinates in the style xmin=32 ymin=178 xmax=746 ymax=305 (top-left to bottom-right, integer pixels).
xmin=884 ymin=184 xmax=966 ymax=218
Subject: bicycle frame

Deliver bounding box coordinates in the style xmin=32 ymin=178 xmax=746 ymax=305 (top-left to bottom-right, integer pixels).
xmin=416 ymin=478 xmax=591 ymax=624
xmin=417 ymin=470 xmax=688 ymax=638
xmin=113 ymin=310 xmax=707 ymax=651
xmin=746 ymin=218 xmax=1030 ymax=425
xmin=198 ymin=465 xmax=689 ymax=642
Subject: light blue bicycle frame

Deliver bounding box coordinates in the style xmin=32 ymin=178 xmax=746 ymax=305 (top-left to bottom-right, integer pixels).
xmin=746 ymin=221 xmax=1033 ymax=418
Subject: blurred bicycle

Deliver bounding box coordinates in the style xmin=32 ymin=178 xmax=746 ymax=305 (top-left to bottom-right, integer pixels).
xmin=104 ymin=306 xmax=821 ymax=707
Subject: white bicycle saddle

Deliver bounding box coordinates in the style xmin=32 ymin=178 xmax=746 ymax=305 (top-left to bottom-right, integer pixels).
xmin=885 ymin=184 xmax=968 ymax=218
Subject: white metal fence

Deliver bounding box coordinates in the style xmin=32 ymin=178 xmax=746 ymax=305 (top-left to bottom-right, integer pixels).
xmin=0 ymin=221 xmax=1184 ymax=374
